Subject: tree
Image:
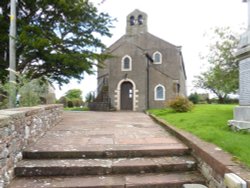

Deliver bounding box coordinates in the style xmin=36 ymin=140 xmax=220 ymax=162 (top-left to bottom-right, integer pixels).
xmin=0 ymin=0 xmax=9 ymax=82
xmin=0 ymin=0 xmax=113 ymax=85
xmin=85 ymin=91 xmax=95 ymax=102
xmin=194 ymin=27 xmax=240 ymax=103
xmin=188 ymin=92 xmax=200 ymax=104
xmin=0 ymin=71 xmax=49 ymax=108
xmin=65 ymin=89 xmax=82 ymax=100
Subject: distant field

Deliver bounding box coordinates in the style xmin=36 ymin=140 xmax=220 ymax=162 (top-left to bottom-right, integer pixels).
xmin=149 ymin=104 xmax=250 ymax=167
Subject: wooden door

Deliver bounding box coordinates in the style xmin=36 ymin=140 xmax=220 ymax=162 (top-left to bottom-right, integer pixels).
xmin=121 ymin=82 xmax=133 ymax=110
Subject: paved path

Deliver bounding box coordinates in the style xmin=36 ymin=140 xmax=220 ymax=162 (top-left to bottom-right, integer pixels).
xmin=9 ymin=111 xmax=205 ymax=187
xmin=26 ymin=111 xmax=187 ymax=152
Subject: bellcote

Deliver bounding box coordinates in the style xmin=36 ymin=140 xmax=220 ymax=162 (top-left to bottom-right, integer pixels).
xmin=126 ymin=9 xmax=148 ymax=35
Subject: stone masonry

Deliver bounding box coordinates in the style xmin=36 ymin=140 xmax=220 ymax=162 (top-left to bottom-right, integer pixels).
xmin=98 ymin=9 xmax=187 ymax=111
xmin=0 ymin=104 xmax=63 ymax=187
xmin=150 ymin=114 xmax=250 ymax=188
xmin=8 ymin=111 xmax=206 ymax=187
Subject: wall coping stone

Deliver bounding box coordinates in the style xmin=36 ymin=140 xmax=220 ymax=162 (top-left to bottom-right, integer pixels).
xmin=0 ymin=110 xmax=25 ymax=121
xmin=0 ymin=104 xmax=62 ymax=118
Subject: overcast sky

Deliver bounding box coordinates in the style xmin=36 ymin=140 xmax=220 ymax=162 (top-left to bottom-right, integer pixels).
xmin=54 ymin=0 xmax=247 ymax=99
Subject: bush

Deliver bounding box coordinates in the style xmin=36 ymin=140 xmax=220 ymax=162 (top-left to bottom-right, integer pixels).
xmin=224 ymin=98 xmax=239 ymax=104
xmin=58 ymin=96 xmax=68 ymax=107
xmin=167 ymin=96 xmax=194 ymax=112
xmin=72 ymin=98 xmax=84 ymax=107
xmin=188 ymin=92 xmax=200 ymax=104
xmin=67 ymin=100 xmax=74 ymax=108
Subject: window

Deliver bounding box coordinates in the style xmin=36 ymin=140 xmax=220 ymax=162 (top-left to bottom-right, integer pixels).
xmin=130 ymin=16 xmax=135 ymax=26
xmin=138 ymin=15 xmax=143 ymax=25
xmin=154 ymin=84 xmax=165 ymax=100
xmin=153 ymin=51 xmax=162 ymax=64
xmin=122 ymin=55 xmax=132 ymax=71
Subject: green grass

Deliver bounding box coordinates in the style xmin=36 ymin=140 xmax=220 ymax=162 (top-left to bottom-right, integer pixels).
xmin=149 ymin=104 xmax=250 ymax=167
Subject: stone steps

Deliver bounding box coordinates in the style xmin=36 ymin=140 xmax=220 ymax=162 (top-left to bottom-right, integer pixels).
xmin=9 ymin=171 xmax=205 ymax=188
xmin=15 ymin=156 xmax=196 ymax=177
xmin=8 ymin=111 xmax=207 ymax=187
xmin=22 ymin=143 xmax=190 ymax=159
xmin=9 ymin=146 xmax=206 ymax=187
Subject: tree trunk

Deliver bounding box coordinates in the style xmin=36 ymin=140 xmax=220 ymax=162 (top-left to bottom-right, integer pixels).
xmin=218 ymin=96 xmax=225 ymax=104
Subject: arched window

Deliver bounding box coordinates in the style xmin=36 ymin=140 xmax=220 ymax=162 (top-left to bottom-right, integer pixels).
xmin=121 ymin=55 xmax=132 ymax=71
xmin=130 ymin=16 xmax=135 ymax=26
xmin=138 ymin=15 xmax=143 ymax=25
xmin=154 ymin=84 xmax=165 ymax=100
xmin=153 ymin=51 xmax=162 ymax=64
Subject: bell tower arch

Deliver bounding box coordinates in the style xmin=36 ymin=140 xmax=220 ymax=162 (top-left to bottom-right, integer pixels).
xmin=126 ymin=9 xmax=148 ymax=35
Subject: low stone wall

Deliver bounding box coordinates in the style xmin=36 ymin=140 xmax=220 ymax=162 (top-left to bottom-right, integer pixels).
xmin=0 ymin=104 xmax=63 ymax=187
xmin=88 ymin=102 xmax=113 ymax=111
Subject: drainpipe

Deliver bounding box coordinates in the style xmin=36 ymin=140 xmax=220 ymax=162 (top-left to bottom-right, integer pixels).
xmin=145 ymin=53 xmax=154 ymax=110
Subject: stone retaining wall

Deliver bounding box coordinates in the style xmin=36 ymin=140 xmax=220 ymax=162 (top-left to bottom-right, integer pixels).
xmin=149 ymin=114 xmax=250 ymax=188
xmin=0 ymin=104 xmax=63 ymax=187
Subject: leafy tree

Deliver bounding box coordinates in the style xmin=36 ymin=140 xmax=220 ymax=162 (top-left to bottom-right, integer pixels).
xmin=0 ymin=0 xmax=9 ymax=82
xmin=0 ymin=0 xmax=113 ymax=85
xmin=58 ymin=96 xmax=68 ymax=107
xmin=188 ymin=92 xmax=200 ymax=104
xmin=85 ymin=91 xmax=95 ymax=102
xmin=0 ymin=70 xmax=49 ymax=108
xmin=194 ymin=27 xmax=240 ymax=104
xmin=65 ymin=89 xmax=82 ymax=100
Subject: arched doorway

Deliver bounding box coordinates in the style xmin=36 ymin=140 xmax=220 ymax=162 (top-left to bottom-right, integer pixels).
xmin=120 ymin=82 xmax=133 ymax=110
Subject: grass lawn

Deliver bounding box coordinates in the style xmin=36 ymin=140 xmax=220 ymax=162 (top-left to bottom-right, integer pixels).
xmin=64 ymin=107 xmax=89 ymax=111
xmin=149 ymin=104 xmax=250 ymax=167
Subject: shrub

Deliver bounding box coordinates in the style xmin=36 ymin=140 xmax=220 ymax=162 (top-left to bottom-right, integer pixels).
xmin=72 ymin=98 xmax=84 ymax=107
xmin=188 ymin=92 xmax=200 ymax=104
xmin=58 ymin=96 xmax=68 ymax=107
xmin=67 ymin=100 xmax=74 ymax=108
xmin=224 ymin=98 xmax=239 ymax=104
xmin=167 ymin=96 xmax=194 ymax=112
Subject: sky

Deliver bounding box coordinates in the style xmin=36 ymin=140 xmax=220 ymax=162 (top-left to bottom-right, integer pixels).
xmin=54 ymin=0 xmax=247 ymax=99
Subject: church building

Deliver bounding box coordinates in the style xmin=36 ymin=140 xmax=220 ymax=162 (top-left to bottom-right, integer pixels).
xmin=95 ymin=9 xmax=187 ymax=111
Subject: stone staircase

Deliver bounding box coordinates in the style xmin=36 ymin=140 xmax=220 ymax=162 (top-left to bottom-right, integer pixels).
xmin=8 ymin=112 xmax=207 ymax=187
xmin=9 ymin=145 xmax=205 ymax=187
xmin=88 ymin=85 xmax=114 ymax=111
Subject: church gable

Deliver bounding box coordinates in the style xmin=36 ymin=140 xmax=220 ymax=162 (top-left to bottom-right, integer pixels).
xmin=96 ymin=9 xmax=187 ymax=111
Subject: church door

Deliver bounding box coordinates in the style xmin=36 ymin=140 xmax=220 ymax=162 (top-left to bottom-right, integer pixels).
xmin=121 ymin=82 xmax=133 ymax=110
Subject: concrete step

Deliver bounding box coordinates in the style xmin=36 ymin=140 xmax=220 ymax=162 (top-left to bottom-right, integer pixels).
xmin=15 ymin=156 xmax=196 ymax=177
xmin=9 ymin=171 xmax=206 ymax=188
xmin=23 ymin=144 xmax=190 ymax=159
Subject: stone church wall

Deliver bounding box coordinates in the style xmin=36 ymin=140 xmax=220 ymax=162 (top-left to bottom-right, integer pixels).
xmin=0 ymin=104 xmax=63 ymax=187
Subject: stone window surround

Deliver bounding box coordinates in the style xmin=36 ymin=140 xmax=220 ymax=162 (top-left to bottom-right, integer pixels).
xmin=121 ymin=55 xmax=132 ymax=71
xmin=154 ymin=84 xmax=165 ymax=101
xmin=114 ymin=78 xmax=139 ymax=111
xmin=153 ymin=51 xmax=162 ymax=64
